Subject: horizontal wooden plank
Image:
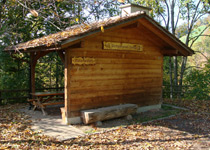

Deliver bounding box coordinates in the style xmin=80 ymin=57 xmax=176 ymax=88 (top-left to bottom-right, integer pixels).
xmin=70 ymin=77 xmax=162 ymax=88
xmin=67 ymin=57 xmax=162 ymax=65
xmin=68 ymin=53 xmax=161 ymax=61
xmin=91 ymin=29 xmax=162 ymax=47
xmin=70 ymin=64 xmax=161 ymax=72
xmin=70 ymin=68 xmax=161 ymax=76
xmin=69 ymin=93 xmax=161 ymax=111
xmin=71 ymin=92 xmax=161 ymax=106
xmin=100 ymin=28 xmax=145 ymax=38
xmin=70 ymin=73 xmax=162 ymax=81
xmin=69 ymin=47 xmax=162 ymax=56
xmin=68 ymin=49 xmax=162 ymax=60
xmin=65 ymin=56 xmax=163 ymax=67
xmin=135 ymin=24 xmax=170 ymax=47
xmin=82 ymin=39 xmax=161 ymax=52
xmin=69 ymin=87 xmax=162 ymax=99
xmin=70 ymin=82 xmax=162 ymax=94
xmin=96 ymin=58 xmax=162 ymax=64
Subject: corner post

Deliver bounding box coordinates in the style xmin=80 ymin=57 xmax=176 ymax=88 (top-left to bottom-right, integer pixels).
xmin=64 ymin=49 xmax=71 ymax=124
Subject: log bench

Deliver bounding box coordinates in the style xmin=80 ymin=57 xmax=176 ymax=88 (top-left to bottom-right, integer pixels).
xmin=81 ymin=104 xmax=138 ymax=124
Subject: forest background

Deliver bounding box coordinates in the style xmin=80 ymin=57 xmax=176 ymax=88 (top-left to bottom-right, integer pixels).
xmin=0 ymin=0 xmax=210 ymax=104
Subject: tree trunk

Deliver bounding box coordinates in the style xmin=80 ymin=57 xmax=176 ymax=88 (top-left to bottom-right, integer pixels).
xmin=170 ymin=0 xmax=175 ymax=34
xmin=169 ymin=57 xmax=173 ymax=99
xmin=178 ymin=56 xmax=187 ymax=99
xmin=173 ymin=56 xmax=178 ymax=98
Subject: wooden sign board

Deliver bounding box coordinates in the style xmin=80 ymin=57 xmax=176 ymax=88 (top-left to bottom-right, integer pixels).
xmin=103 ymin=41 xmax=143 ymax=51
xmin=72 ymin=57 xmax=96 ymax=65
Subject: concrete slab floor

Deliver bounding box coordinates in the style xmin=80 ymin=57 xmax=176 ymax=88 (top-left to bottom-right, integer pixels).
xmin=19 ymin=105 xmax=85 ymax=141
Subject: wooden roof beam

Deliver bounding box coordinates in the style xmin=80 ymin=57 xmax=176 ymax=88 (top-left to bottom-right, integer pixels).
xmin=139 ymin=18 xmax=193 ymax=56
xmin=161 ymin=49 xmax=179 ymax=56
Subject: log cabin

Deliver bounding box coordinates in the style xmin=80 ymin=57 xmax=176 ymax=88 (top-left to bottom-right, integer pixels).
xmin=5 ymin=4 xmax=194 ymax=124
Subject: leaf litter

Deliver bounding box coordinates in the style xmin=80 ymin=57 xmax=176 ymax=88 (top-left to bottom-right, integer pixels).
xmin=0 ymin=100 xmax=209 ymax=149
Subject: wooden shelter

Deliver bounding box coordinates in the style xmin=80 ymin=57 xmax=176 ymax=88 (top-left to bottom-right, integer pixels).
xmin=5 ymin=5 xmax=194 ymax=124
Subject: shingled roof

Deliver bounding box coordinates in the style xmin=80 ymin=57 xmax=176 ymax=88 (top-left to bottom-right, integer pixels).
xmin=5 ymin=11 xmax=194 ymax=56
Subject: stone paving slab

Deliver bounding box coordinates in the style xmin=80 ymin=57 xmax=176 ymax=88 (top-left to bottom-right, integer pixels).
xmin=19 ymin=105 xmax=85 ymax=141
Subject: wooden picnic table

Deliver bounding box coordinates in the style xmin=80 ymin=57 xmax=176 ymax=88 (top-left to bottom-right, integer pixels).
xmin=30 ymin=91 xmax=64 ymax=115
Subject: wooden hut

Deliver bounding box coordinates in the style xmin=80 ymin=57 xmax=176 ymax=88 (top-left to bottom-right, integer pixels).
xmin=5 ymin=4 xmax=194 ymax=124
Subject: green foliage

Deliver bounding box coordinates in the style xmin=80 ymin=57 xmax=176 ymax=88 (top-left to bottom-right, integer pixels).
xmin=184 ymin=59 xmax=210 ymax=100
xmin=1 ymin=0 xmax=210 ymax=103
xmin=0 ymin=0 xmax=120 ymax=104
xmin=35 ymin=52 xmax=64 ymax=89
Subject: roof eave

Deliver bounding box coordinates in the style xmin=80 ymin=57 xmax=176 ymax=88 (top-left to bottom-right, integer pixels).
xmin=4 ymin=44 xmax=62 ymax=53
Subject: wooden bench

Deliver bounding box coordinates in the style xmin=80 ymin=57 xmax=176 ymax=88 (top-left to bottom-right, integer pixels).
xmin=29 ymin=91 xmax=64 ymax=115
xmin=81 ymin=104 xmax=138 ymax=124
xmin=28 ymin=98 xmax=64 ymax=115
xmin=28 ymin=98 xmax=64 ymax=106
xmin=42 ymin=101 xmax=64 ymax=107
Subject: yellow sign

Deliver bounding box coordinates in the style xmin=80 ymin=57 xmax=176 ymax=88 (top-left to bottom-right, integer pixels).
xmin=103 ymin=41 xmax=143 ymax=51
xmin=72 ymin=57 xmax=96 ymax=65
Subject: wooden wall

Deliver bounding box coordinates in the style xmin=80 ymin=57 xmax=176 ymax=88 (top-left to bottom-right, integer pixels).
xmin=65 ymin=26 xmax=163 ymax=117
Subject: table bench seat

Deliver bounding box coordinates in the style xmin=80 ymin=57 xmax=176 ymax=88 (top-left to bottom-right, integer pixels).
xmin=42 ymin=101 xmax=64 ymax=106
xmin=29 ymin=91 xmax=64 ymax=115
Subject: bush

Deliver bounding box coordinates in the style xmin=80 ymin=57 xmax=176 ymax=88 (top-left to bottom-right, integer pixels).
xmin=184 ymin=59 xmax=210 ymax=100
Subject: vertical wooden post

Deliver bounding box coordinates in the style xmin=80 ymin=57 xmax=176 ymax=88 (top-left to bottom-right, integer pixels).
xmin=64 ymin=49 xmax=71 ymax=124
xmin=160 ymin=55 xmax=164 ymax=104
xmin=30 ymin=52 xmax=36 ymax=98
xmin=29 ymin=61 xmax=32 ymax=99
xmin=56 ymin=53 xmax=59 ymax=91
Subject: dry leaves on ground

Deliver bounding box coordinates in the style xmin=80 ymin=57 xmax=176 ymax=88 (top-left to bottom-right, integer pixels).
xmin=164 ymin=99 xmax=210 ymax=113
xmin=0 ymin=102 xmax=209 ymax=149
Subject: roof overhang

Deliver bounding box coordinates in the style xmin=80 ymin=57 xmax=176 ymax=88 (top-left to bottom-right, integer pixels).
xmin=5 ymin=12 xmax=194 ymax=56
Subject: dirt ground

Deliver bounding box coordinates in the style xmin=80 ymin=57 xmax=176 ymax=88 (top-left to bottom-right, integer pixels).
xmin=22 ymin=104 xmax=198 ymax=135
xmin=33 ymin=104 xmax=210 ymax=149
xmin=1 ymin=103 xmax=210 ymax=149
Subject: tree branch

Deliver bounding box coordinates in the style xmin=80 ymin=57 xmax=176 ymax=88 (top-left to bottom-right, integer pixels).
xmin=164 ymin=0 xmax=170 ymax=30
xmin=189 ymin=24 xmax=210 ymax=47
xmin=194 ymin=50 xmax=209 ymax=61
xmin=155 ymin=0 xmax=167 ymax=27
xmin=174 ymin=4 xmax=180 ymax=31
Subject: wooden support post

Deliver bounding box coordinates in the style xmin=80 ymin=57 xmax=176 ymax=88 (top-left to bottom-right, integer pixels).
xmin=57 ymin=51 xmax=65 ymax=64
xmin=64 ymin=49 xmax=71 ymax=124
xmin=29 ymin=62 xmax=32 ymax=99
xmin=30 ymin=52 xmax=37 ymax=98
xmin=29 ymin=51 xmax=51 ymax=98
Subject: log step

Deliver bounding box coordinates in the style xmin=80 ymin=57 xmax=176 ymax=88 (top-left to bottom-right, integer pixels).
xmin=81 ymin=104 xmax=138 ymax=124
